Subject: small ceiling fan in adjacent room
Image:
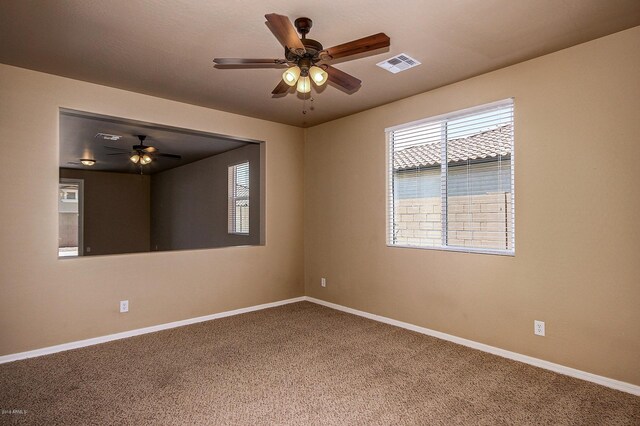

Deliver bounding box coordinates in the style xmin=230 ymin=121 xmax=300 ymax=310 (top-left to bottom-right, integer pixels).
xmin=104 ymin=135 xmax=181 ymax=166
xmin=213 ymin=13 xmax=390 ymax=96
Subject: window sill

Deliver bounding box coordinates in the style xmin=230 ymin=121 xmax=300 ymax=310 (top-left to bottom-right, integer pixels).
xmin=388 ymin=243 xmax=514 ymax=257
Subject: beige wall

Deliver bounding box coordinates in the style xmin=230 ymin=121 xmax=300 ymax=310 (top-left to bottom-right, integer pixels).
xmin=0 ymin=63 xmax=304 ymax=355
xmin=305 ymin=27 xmax=640 ymax=385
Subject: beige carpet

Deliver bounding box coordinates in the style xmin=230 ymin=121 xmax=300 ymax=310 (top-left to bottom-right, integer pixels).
xmin=0 ymin=302 xmax=638 ymax=425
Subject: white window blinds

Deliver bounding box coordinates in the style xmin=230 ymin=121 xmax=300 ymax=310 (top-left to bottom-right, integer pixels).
xmin=228 ymin=162 xmax=250 ymax=234
xmin=387 ymin=100 xmax=514 ymax=254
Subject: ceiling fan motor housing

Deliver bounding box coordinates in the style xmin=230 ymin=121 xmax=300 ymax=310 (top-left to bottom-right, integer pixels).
xmin=282 ymin=16 xmax=325 ymax=68
xmin=285 ymin=39 xmax=324 ymax=63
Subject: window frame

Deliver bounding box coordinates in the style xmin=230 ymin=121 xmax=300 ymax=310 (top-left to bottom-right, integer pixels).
xmin=386 ymin=99 xmax=515 ymax=256
xmin=228 ymin=161 xmax=250 ymax=235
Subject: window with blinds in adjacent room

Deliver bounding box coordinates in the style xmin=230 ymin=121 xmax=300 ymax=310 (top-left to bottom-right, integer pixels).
xmin=228 ymin=161 xmax=250 ymax=234
xmin=387 ymin=99 xmax=514 ymax=255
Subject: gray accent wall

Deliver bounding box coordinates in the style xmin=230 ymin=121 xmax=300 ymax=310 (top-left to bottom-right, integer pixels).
xmin=150 ymin=144 xmax=261 ymax=251
xmin=59 ymin=169 xmax=151 ymax=255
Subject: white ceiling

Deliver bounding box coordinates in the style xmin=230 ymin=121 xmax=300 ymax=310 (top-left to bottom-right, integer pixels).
xmin=1 ymin=0 xmax=639 ymax=127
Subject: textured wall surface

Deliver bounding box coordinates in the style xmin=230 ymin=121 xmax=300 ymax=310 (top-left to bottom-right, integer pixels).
xmin=305 ymin=27 xmax=640 ymax=385
xmin=0 ymin=64 xmax=305 ymax=355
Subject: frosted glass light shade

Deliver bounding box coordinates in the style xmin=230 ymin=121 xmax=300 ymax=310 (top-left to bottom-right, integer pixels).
xmin=296 ymin=76 xmax=311 ymax=93
xmin=282 ymin=66 xmax=301 ymax=86
xmin=309 ymin=66 xmax=328 ymax=86
xmin=140 ymin=154 xmax=152 ymax=165
xmin=130 ymin=153 xmax=140 ymax=164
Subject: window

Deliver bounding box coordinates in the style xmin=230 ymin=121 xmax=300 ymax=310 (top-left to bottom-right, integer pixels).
xmin=228 ymin=162 xmax=250 ymax=234
xmin=58 ymin=179 xmax=83 ymax=258
xmin=387 ymin=100 xmax=514 ymax=255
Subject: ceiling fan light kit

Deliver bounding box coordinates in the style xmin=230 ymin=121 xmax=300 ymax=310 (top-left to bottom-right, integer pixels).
xmin=309 ymin=66 xmax=328 ymax=85
xmin=281 ymin=63 xmax=327 ymax=93
xmin=297 ymin=76 xmax=311 ymax=93
xmin=105 ymin=135 xmax=181 ymax=170
xmin=131 ymin=152 xmax=152 ymax=165
xmin=283 ymin=66 xmax=300 ymax=86
xmin=213 ymin=13 xmax=390 ymax=99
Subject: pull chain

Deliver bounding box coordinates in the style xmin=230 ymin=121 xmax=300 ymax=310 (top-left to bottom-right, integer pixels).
xmin=302 ymin=92 xmax=314 ymax=115
xmin=302 ymin=92 xmax=307 ymax=115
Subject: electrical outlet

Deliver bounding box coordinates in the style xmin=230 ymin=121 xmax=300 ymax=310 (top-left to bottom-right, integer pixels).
xmin=120 ymin=300 xmax=129 ymax=313
xmin=320 ymin=278 xmax=327 ymax=288
xmin=534 ymin=320 xmax=545 ymax=336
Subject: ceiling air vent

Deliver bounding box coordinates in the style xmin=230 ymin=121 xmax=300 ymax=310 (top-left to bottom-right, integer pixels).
xmin=376 ymin=53 xmax=421 ymax=74
xmin=95 ymin=133 xmax=122 ymax=141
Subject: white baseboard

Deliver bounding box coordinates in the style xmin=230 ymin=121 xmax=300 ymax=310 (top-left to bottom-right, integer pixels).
xmin=304 ymin=296 xmax=640 ymax=396
xmin=2 ymin=295 xmax=638 ymax=396
xmin=0 ymin=296 xmax=305 ymax=365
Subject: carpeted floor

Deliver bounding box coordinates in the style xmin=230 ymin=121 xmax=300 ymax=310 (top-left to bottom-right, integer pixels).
xmin=0 ymin=302 xmax=638 ymax=425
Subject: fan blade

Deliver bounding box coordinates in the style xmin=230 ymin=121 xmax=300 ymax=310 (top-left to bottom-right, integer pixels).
xmin=265 ymin=13 xmax=305 ymax=54
xmin=320 ymin=33 xmax=390 ymax=61
xmin=324 ymin=65 xmax=361 ymax=92
xmin=271 ymin=79 xmax=291 ymax=95
xmin=106 ymin=152 xmax=127 ymax=156
xmin=141 ymin=146 xmax=157 ymax=153
xmin=133 ymin=144 xmax=157 ymax=153
xmin=213 ymin=58 xmax=288 ymax=67
xmin=104 ymin=146 xmax=129 ymax=152
xmin=156 ymin=153 xmax=181 ymax=159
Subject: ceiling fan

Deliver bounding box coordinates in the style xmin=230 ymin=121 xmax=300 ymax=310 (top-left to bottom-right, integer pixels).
xmin=213 ymin=13 xmax=390 ymax=96
xmin=104 ymin=135 xmax=181 ymax=165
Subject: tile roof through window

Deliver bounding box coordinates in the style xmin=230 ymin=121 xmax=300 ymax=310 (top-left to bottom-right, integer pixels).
xmin=394 ymin=124 xmax=512 ymax=171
